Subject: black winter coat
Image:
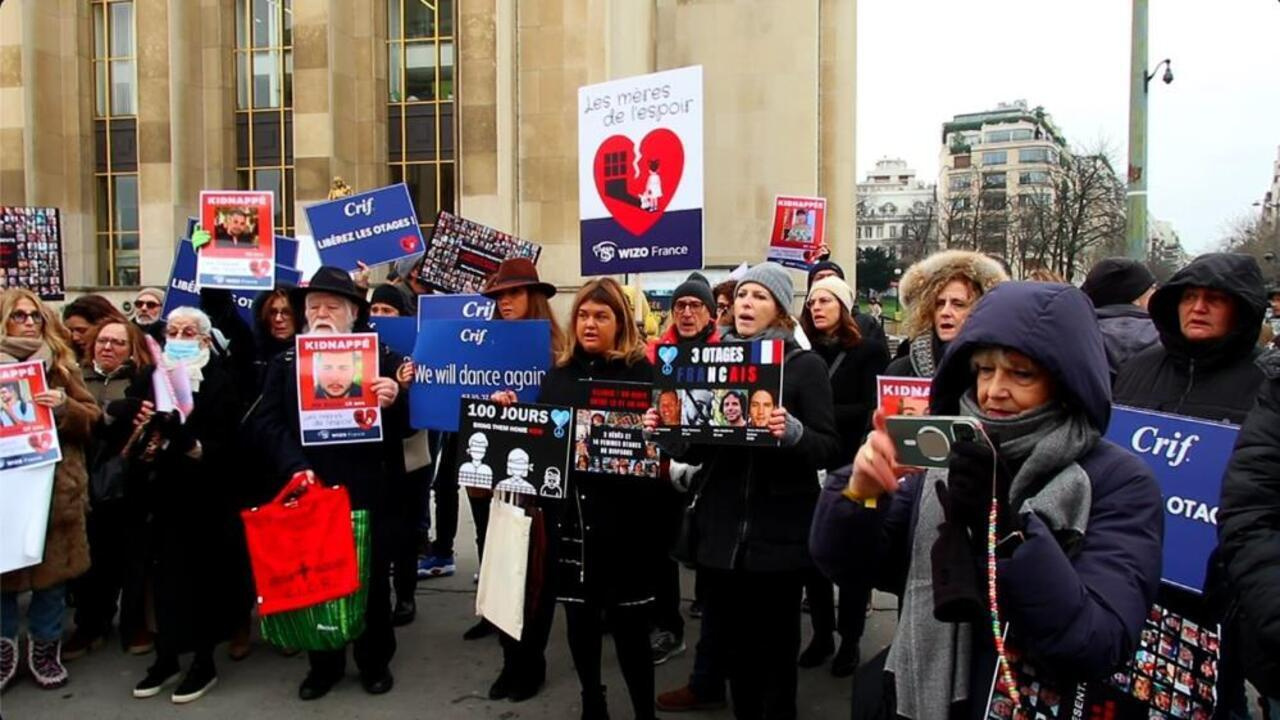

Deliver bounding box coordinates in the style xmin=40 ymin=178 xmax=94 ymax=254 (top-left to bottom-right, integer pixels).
xmin=1113 ymin=253 xmax=1267 ymax=425
xmin=883 ymin=333 xmax=947 ymax=380
xmin=810 ymin=335 xmax=887 ymax=471
xmin=537 ymin=350 xmax=660 ymax=606
xmin=1218 ymin=353 xmax=1280 ymax=696
xmin=1094 ymin=304 xmax=1159 ymax=381
xmin=661 ymin=339 xmax=840 ymax=573
xmin=247 ymin=341 xmax=410 ymax=511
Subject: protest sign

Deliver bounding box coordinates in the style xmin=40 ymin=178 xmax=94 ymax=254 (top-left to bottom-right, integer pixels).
xmin=410 ymin=320 xmax=551 ymax=431
xmin=454 ymin=399 xmax=573 ymax=498
xmin=0 ymin=465 xmax=57 ymax=574
xmin=276 ymin=235 xmax=299 ymax=268
xmin=162 ymin=239 xmax=300 ymax=322
xmin=418 ymin=212 xmax=541 ymax=294
xmin=1105 ymin=405 xmax=1238 ymax=594
xmin=651 ymin=340 xmax=785 ymax=446
xmin=295 ymin=333 xmax=383 ymax=446
xmin=984 ymin=603 xmax=1220 ymax=719
xmin=416 ymin=293 xmax=495 ymax=322
xmin=578 ymin=65 xmax=704 ymax=276
xmin=0 ymin=361 xmax=62 ymax=471
xmin=0 ymin=206 xmax=66 ymax=301
xmin=573 ymin=381 xmax=658 ymax=477
xmin=305 ymin=183 xmax=425 ymax=271
xmin=367 ymin=316 xmax=417 ymax=358
xmin=197 ymin=190 xmax=275 ymax=290
xmin=765 ymin=196 xmax=827 ymax=270
xmin=877 ymin=376 xmax=933 ymax=416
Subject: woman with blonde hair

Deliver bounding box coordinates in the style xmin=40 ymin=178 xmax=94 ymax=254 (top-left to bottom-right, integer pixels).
xmin=0 ymin=288 xmax=100 ymax=692
xmin=538 ymin=277 xmax=658 ymax=720
xmin=886 ymin=250 xmax=1008 ymax=379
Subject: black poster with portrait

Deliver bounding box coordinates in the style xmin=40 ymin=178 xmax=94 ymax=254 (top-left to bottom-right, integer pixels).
xmin=571 ymin=380 xmax=659 ymax=478
xmin=650 ymin=340 xmax=786 ymax=446
xmin=0 ymin=207 xmax=66 ymax=301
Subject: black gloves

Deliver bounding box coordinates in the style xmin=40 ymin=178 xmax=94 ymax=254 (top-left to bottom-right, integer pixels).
xmin=931 ymin=480 xmax=984 ymax=623
xmin=945 ymin=437 xmax=1015 ymax=539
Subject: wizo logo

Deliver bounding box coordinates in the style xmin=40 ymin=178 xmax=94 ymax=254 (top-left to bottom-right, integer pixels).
xmin=592 ymin=241 xmax=618 ymax=263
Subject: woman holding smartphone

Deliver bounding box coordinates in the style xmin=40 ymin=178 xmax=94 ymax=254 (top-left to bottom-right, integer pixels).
xmin=811 ymin=282 xmax=1163 ymax=720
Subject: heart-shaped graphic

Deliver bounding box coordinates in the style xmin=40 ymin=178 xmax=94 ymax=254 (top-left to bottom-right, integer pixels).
xmin=592 ymin=129 xmax=684 ymax=237
xmin=27 ymin=432 xmax=52 ymax=453
xmin=550 ymin=409 xmax=571 ymax=429
xmin=249 ymin=259 xmax=270 ymax=277
xmin=353 ymin=408 xmax=378 ymax=430
xmin=657 ymin=346 xmax=679 ymax=366
xmin=400 ymin=235 xmax=419 ymax=253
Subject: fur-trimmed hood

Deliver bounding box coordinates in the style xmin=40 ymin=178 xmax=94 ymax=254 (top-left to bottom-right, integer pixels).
xmin=898 ymin=249 xmax=1009 ymax=339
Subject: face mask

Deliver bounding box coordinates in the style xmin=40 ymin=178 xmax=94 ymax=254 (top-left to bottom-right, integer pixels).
xmin=164 ymin=338 xmax=202 ymax=362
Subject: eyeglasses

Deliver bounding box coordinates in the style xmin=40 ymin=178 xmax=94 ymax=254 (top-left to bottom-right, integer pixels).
xmin=716 ymin=304 xmax=731 ymax=316
xmin=94 ymin=337 xmax=128 ymax=348
xmin=268 ymin=308 xmax=293 ymax=319
xmin=135 ymin=301 xmax=161 ymax=310
xmin=673 ymin=300 xmax=706 ymax=314
xmin=8 ymin=311 xmax=43 ymax=326
xmin=166 ymin=327 xmax=202 ymax=339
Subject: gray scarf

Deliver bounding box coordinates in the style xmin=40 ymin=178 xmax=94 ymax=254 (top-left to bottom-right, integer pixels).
xmin=885 ymin=393 xmax=1098 ymax=720
xmin=908 ymin=334 xmax=938 ymax=377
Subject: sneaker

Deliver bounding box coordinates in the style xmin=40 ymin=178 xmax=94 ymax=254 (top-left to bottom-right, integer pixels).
xmin=416 ymin=554 xmax=456 ymax=579
xmin=650 ymin=630 xmax=686 ymax=665
xmin=392 ymin=599 xmax=416 ymax=627
xmin=1 ymin=637 xmax=16 ymax=693
xmin=171 ymin=664 xmax=218 ymax=704
xmin=655 ymin=685 xmax=727 ymax=712
xmin=62 ymin=630 xmax=107 ymax=661
xmin=27 ymin=637 xmax=68 ymax=689
xmin=463 ymin=618 xmax=496 ymax=641
xmin=133 ymin=662 xmax=180 ymax=699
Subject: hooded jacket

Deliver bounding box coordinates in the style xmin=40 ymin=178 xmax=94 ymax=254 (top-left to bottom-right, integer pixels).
xmin=1113 ymin=253 xmax=1267 ymax=425
xmin=1093 ymin=303 xmax=1159 ymax=381
xmin=1218 ymin=352 xmax=1280 ymax=696
xmin=811 ymin=283 xmax=1163 ymax=719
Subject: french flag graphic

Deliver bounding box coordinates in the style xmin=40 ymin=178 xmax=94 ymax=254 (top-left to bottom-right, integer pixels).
xmin=751 ymin=339 xmax=785 ymax=365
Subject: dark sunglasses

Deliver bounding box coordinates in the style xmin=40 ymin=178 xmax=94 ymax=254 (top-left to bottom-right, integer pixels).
xmin=8 ymin=311 xmax=43 ymax=326
xmin=135 ymin=301 xmax=161 ymax=309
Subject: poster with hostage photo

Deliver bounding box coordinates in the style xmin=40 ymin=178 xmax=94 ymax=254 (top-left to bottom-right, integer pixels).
xmin=651 ymin=340 xmax=785 ymax=445
xmin=197 ymin=190 xmax=275 ymax=291
xmin=572 ymin=380 xmax=659 ymax=477
xmin=0 ymin=361 xmax=62 ymax=471
xmin=454 ymin=399 xmax=573 ymax=498
xmin=418 ymin=211 xmax=541 ymax=294
xmin=295 ymin=333 xmax=383 ymax=446
xmin=877 ymin=375 xmax=932 ymax=416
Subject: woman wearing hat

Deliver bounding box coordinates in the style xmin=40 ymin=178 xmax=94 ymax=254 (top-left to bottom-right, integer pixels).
xmin=246 ymin=266 xmax=411 ymax=701
xmin=886 ymin=250 xmax=1007 ymax=379
xmin=796 ymin=274 xmax=888 ymax=677
xmin=471 ymin=258 xmax=565 ymax=703
xmin=645 ymin=261 xmax=841 ymax=719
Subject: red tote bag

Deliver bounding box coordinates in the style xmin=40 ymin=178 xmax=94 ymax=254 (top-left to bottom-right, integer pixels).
xmin=241 ymin=474 xmax=360 ymax=616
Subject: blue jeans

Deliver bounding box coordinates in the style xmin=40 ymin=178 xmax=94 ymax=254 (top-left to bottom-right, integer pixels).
xmin=1 ymin=585 xmax=67 ymax=642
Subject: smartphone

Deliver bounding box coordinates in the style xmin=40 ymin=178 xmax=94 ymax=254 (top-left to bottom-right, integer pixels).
xmin=885 ymin=415 xmax=982 ymax=468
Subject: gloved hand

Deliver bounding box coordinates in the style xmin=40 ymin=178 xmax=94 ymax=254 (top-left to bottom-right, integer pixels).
xmin=931 ymin=480 xmax=984 ymax=623
xmin=945 ymin=436 xmax=1014 ymax=539
xmin=104 ymin=397 xmax=143 ymax=425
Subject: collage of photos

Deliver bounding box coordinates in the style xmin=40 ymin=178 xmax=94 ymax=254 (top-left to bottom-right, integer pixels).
xmin=1104 ymin=605 xmax=1218 ymax=719
xmin=985 ymin=644 xmax=1071 ymax=720
xmin=420 ymin=211 xmax=542 ymax=294
xmin=0 ymin=206 xmax=65 ymax=301
xmin=654 ymin=387 xmax=777 ymax=429
xmin=572 ymin=408 xmax=659 ymax=478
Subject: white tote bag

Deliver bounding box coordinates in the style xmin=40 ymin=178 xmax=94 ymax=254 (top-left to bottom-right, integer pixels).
xmin=0 ymin=465 xmax=57 ymax=574
xmin=475 ymin=490 xmax=531 ymax=640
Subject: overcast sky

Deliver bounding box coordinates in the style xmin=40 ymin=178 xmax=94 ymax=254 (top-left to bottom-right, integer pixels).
xmin=856 ymin=0 xmax=1280 ymax=254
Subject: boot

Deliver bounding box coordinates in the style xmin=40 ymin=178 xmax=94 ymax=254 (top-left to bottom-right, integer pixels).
xmin=27 ymin=636 xmax=69 ymax=689
xmin=581 ymin=684 xmax=610 ymax=720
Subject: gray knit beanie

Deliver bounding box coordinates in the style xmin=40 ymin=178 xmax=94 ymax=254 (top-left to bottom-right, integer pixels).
xmin=736 ymin=262 xmax=794 ymax=316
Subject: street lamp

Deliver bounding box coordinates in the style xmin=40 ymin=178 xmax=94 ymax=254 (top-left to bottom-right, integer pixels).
xmin=1146 ymin=59 xmax=1173 ymax=89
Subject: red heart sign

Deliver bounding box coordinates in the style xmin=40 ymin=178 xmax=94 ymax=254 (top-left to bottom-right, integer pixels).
xmin=592 ymin=129 xmax=684 ymax=237
xmin=353 ymin=409 xmax=378 ymax=430
xmin=249 ymin=259 xmax=271 ymax=277
xmin=399 ymin=235 xmax=419 ymax=253
xmin=27 ymin=432 xmax=52 ymax=452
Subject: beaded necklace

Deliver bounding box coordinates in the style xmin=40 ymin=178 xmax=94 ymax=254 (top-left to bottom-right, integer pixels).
xmin=987 ymin=474 xmax=1021 ymax=710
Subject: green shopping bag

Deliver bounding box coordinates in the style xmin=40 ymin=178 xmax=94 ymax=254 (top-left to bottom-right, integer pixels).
xmin=259 ymin=510 xmax=370 ymax=651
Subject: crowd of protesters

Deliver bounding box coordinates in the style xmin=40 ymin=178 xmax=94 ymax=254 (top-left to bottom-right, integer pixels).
xmin=0 ymin=243 xmax=1278 ymax=720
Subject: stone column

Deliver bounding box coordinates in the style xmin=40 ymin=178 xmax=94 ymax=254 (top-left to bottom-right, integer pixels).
xmin=0 ymin=2 xmax=25 ymax=204
xmin=819 ymin=0 xmax=857 ymax=283
xmin=291 ymin=0 xmax=388 ymax=236
xmin=457 ymin=0 xmax=518 ymax=232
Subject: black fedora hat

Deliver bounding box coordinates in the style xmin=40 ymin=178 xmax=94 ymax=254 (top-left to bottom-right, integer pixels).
xmin=290 ymin=266 xmax=370 ymax=326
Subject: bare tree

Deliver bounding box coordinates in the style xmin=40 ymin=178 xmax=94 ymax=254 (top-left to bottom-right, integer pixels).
xmin=898 ymin=200 xmax=936 ymax=265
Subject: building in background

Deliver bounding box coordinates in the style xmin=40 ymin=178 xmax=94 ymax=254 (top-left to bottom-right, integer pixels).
xmin=0 ymin=0 xmax=856 ymax=300
xmin=855 ymin=158 xmax=935 ymax=261
xmin=1149 ymin=217 xmax=1189 ymax=271
xmin=1262 ymin=146 xmax=1280 ymax=232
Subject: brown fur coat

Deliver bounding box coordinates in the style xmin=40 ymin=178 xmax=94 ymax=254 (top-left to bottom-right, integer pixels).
xmin=0 ymin=360 xmax=99 ymax=592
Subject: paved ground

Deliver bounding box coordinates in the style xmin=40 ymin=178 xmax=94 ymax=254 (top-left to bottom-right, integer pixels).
xmin=1 ymin=509 xmax=896 ymax=720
